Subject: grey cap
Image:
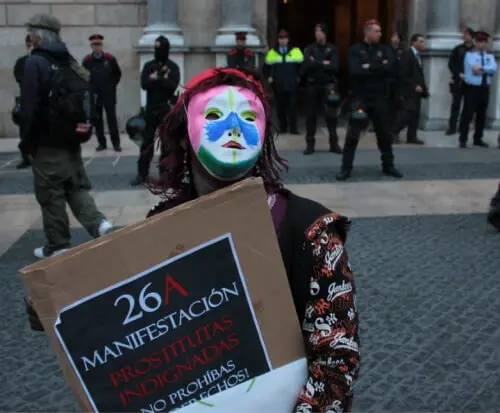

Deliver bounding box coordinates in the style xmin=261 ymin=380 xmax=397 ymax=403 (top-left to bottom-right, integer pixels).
xmin=25 ymin=14 xmax=61 ymax=33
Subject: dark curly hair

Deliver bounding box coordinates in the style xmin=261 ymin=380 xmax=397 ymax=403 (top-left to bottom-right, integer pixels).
xmin=148 ymin=67 xmax=288 ymax=202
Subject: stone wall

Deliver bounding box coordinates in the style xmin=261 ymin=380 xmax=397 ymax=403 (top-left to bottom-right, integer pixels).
xmin=0 ymin=0 xmax=146 ymax=137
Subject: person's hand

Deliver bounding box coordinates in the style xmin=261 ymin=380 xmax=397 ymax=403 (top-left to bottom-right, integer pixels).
xmin=362 ymin=63 xmax=370 ymax=69
xmin=149 ymin=71 xmax=158 ymax=79
xmin=382 ymin=59 xmax=388 ymax=64
xmin=268 ymin=77 xmax=273 ymax=83
xmin=415 ymin=85 xmax=423 ymax=93
xmin=459 ymin=73 xmax=465 ymax=79
xmin=76 ymin=122 xmax=91 ymax=134
xmin=164 ymin=71 xmax=169 ymax=79
xmin=323 ymin=60 xmax=330 ymax=65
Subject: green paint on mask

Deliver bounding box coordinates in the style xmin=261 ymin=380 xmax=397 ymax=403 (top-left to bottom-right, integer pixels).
xmin=197 ymin=145 xmax=259 ymax=180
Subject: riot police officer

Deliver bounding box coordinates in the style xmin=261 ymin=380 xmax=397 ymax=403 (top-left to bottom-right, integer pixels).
xmin=82 ymin=34 xmax=122 ymax=152
xmin=227 ymin=32 xmax=256 ymax=69
xmin=301 ymin=23 xmax=341 ymax=155
xmin=336 ymin=20 xmax=403 ymax=181
xmin=446 ymin=28 xmax=474 ymax=135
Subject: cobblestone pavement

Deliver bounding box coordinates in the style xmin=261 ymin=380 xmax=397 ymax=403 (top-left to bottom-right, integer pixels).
xmin=1 ymin=143 xmax=500 ymax=412
xmin=1 ymin=147 xmax=500 ymax=195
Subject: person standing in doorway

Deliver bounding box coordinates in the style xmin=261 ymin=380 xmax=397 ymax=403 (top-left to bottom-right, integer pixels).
xmin=446 ymin=27 xmax=475 ymax=136
xmin=336 ymin=19 xmax=403 ymax=181
xmin=227 ymin=32 xmax=256 ymax=70
xmin=387 ymin=31 xmax=405 ymax=137
xmin=265 ymin=29 xmax=303 ymax=134
xmin=13 ymin=34 xmax=33 ymax=169
xmin=131 ymin=35 xmax=180 ymax=186
xmin=82 ymin=34 xmax=122 ymax=152
xmin=301 ymin=23 xmax=342 ymax=155
xmin=392 ymin=33 xmax=428 ymax=145
xmin=458 ymin=30 xmax=497 ymax=148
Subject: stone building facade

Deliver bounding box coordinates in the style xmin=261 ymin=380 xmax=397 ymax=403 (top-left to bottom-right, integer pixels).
xmin=0 ymin=0 xmax=498 ymax=137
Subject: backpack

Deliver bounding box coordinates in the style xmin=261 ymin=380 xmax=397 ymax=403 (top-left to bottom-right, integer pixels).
xmin=47 ymin=59 xmax=93 ymax=144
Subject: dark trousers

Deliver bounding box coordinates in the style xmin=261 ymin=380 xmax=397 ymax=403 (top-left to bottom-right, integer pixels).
xmin=459 ymin=85 xmax=489 ymax=144
xmin=32 ymin=147 xmax=104 ymax=253
xmin=393 ymin=97 xmax=421 ymax=141
xmin=18 ymin=126 xmax=30 ymax=163
xmin=341 ymin=99 xmax=394 ymax=171
xmin=137 ymin=110 xmax=167 ymax=178
xmin=305 ymin=84 xmax=338 ymax=144
xmin=95 ymin=102 xmax=120 ymax=148
xmin=275 ymin=89 xmax=298 ymax=132
xmin=448 ymin=83 xmax=464 ymax=132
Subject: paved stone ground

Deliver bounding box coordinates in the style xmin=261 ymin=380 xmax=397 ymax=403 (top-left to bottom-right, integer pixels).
xmin=1 ymin=147 xmax=500 ymax=195
xmin=1 ymin=136 xmax=500 ymax=412
xmin=2 ymin=215 xmax=500 ymax=412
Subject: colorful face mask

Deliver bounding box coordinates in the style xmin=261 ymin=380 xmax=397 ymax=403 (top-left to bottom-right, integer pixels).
xmin=187 ymin=85 xmax=266 ymax=180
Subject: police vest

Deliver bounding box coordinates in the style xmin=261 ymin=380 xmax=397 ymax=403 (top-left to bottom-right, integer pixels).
xmin=265 ymin=47 xmax=304 ymax=65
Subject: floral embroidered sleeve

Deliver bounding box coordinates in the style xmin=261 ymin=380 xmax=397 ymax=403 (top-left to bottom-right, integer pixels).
xmin=294 ymin=213 xmax=360 ymax=413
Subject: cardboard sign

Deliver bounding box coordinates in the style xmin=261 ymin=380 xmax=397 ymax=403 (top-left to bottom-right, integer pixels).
xmin=20 ymin=178 xmax=307 ymax=412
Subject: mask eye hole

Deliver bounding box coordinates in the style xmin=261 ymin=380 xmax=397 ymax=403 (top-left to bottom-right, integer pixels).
xmin=205 ymin=108 xmax=222 ymax=120
xmin=240 ymin=110 xmax=256 ymax=122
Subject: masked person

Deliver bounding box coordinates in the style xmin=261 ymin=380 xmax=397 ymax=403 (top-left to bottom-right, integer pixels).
xmin=446 ymin=27 xmax=474 ymax=136
xmin=300 ymin=23 xmax=341 ymax=155
xmin=82 ymin=34 xmax=122 ymax=152
xmin=24 ymin=67 xmax=361 ymax=410
xmin=131 ymin=35 xmax=180 ymax=186
xmin=13 ymin=34 xmax=33 ymax=169
xmin=146 ymin=67 xmax=361 ymax=411
xmin=265 ymin=29 xmax=303 ymax=134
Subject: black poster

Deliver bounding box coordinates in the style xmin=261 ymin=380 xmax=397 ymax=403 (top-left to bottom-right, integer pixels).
xmin=55 ymin=234 xmax=271 ymax=412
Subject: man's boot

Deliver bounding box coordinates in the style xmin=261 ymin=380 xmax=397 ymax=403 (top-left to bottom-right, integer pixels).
xmin=336 ymin=169 xmax=351 ymax=181
xmin=303 ymin=140 xmax=315 ymax=155
xmin=329 ymin=137 xmax=342 ymax=154
xmin=382 ymin=166 xmax=403 ymax=178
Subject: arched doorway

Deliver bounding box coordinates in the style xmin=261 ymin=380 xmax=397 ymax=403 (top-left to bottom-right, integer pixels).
xmin=272 ymin=0 xmax=409 ymax=96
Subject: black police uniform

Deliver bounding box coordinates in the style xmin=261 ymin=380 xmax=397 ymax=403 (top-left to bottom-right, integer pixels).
xmin=227 ymin=47 xmax=256 ymax=69
xmin=337 ymin=42 xmax=403 ymax=181
xmin=387 ymin=45 xmax=405 ymax=135
xmin=300 ymin=42 xmax=341 ymax=154
xmin=13 ymin=44 xmax=31 ymax=168
xmin=131 ymin=35 xmax=180 ymax=185
xmin=82 ymin=35 xmax=122 ymax=151
xmin=447 ymin=40 xmax=474 ymax=134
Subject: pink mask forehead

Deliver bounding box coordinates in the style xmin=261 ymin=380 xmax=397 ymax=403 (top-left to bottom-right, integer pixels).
xmin=187 ymin=85 xmax=266 ymax=150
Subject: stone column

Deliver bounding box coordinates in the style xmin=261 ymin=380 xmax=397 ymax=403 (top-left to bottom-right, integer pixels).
xmin=420 ymin=0 xmax=462 ymax=129
xmin=487 ymin=3 xmax=500 ymax=128
xmin=137 ymin=0 xmax=187 ymax=107
xmin=213 ymin=0 xmax=262 ymax=67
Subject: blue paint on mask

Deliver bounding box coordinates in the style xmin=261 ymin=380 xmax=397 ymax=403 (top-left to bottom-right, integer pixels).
xmin=205 ymin=112 xmax=259 ymax=146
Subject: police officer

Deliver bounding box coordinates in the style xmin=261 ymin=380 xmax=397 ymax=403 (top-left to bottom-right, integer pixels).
xmin=265 ymin=29 xmax=303 ymax=134
xmin=301 ymin=23 xmax=341 ymax=155
xmin=458 ymin=31 xmax=497 ymax=148
xmin=387 ymin=31 xmax=405 ymax=141
xmin=227 ymin=32 xmax=256 ymax=69
xmin=21 ymin=14 xmax=113 ymax=259
xmin=82 ymin=34 xmax=122 ymax=152
xmin=131 ymin=35 xmax=180 ymax=186
xmin=13 ymin=34 xmax=33 ymax=169
xmin=336 ymin=19 xmax=403 ymax=181
xmin=446 ymin=28 xmax=474 ymax=135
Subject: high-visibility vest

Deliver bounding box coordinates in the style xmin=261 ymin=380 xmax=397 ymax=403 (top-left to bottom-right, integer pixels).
xmin=265 ymin=47 xmax=304 ymax=65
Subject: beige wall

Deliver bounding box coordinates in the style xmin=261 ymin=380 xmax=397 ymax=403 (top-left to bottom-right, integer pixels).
xmin=0 ymin=0 xmax=145 ymax=137
xmin=460 ymin=0 xmax=496 ymax=33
